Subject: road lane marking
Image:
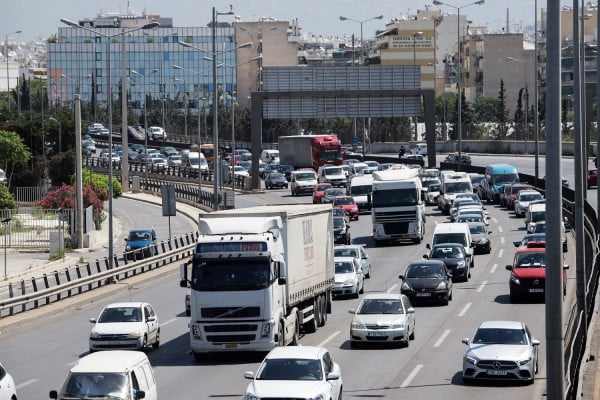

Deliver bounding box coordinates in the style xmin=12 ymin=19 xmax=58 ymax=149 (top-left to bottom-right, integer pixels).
xmin=497 ymin=248 xmax=504 ymax=258
xmin=160 ymin=318 xmax=178 ymax=327
xmin=434 ymin=329 xmax=451 ymax=348
xmin=387 ymin=284 xmax=398 ymax=293
xmin=477 ymin=281 xmax=487 ymax=293
xmin=492 ymin=217 xmax=498 ymax=223
xmin=490 ymin=263 xmax=497 ymax=273
xmin=401 ymin=364 xmax=423 ymax=388
xmin=500 ymin=236 xmax=505 ymax=245
xmin=16 ymin=379 xmax=38 ymax=390
xmin=498 ymin=226 xmax=504 ymax=233
xmin=318 ymin=331 xmax=340 ymax=347
xmin=458 ymin=303 xmax=471 ymax=317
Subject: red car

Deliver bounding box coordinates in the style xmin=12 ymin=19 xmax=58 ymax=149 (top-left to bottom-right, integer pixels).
xmin=506 ymin=183 xmax=534 ymax=210
xmin=332 ymin=195 xmax=359 ymax=221
xmin=506 ymin=241 xmax=569 ymax=303
xmin=588 ymin=168 xmax=597 ymax=188
xmin=312 ymin=183 xmax=333 ymax=204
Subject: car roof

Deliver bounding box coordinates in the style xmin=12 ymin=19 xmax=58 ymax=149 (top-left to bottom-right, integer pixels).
xmin=334 ymin=256 xmax=356 ymax=262
xmin=432 ymin=243 xmax=464 ymax=248
xmin=71 ymin=351 xmax=150 ymax=373
xmin=477 ymin=320 xmax=524 ymax=330
xmin=103 ymin=302 xmax=145 ymax=309
xmin=265 ymin=346 xmax=327 ymax=360
xmin=360 ymin=293 xmax=402 ymax=300
xmin=334 ymin=244 xmax=364 ymax=250
xmin=408 ymin=259 xmax=446 ymax=266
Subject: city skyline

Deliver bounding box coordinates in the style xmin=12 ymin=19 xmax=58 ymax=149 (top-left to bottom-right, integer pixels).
xmin=2 ymin=0 xmax=571 ymax=44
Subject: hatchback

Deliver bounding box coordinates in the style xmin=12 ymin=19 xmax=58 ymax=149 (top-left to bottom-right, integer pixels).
xmin=424 ymin=243 xmax=471 ymax=282
xmin=332 ymin=195 xmax=359 ymax=220
xmin=333 ymin=256 xmax=364 ymax=298
xmin=264 ymin=172 xmax=288 ymax=190
xmin=399 ymin=260 xmax=453 ymax=305
xmin=334 ymin=244 xmax=372 ymax=278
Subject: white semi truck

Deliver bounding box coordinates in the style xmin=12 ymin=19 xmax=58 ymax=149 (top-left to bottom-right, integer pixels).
xmin=371 ymin=167 xmax=425 ymax=245
xmin=180 ymin=204 xmax=334 ymax=359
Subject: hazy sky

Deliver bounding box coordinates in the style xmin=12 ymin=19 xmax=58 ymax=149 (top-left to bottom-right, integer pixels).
xmin=3 ymin=0 xmax=569 ymax=43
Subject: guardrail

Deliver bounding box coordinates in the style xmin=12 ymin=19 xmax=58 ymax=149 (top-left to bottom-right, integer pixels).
xmin=0 ymin=231 xmax=198 ymax=319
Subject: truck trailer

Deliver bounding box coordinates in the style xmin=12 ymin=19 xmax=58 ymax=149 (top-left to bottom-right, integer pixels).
xmin=180 ymin=204 xmax=334 ymax=359
xmin=279 ymin=135 xmax=344 ymax=170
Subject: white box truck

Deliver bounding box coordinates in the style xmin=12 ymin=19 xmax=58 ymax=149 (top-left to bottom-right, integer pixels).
xmin=180 ymin=204 xmax=334 ymax=359
xmin=371 ymin=167 xmax=425 ymax=245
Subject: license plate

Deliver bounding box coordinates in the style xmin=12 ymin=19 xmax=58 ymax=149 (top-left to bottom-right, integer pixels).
xmin=487 ymin=370 xmax=508 ymax=376
xmin=529 ymin=288 xmax=544 ymax=293
xmin=416 ymin=292 xmax=431 ymax=297
xmin=367 ymin=331 xmax=387 ymax=337
xmin=225 ymin=343 xmax=238 ymax=349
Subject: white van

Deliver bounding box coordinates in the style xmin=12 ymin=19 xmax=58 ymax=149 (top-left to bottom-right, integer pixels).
xmin=349 ymin=174 xmax=373 ymax=212
xmin=50 ymin=351 xmax=157 ymax=400
xmin=317 ymin=165 xmax=347 ymax=187
xmin=185 ymin=151 xmax=209 ymax=171
xmin=290 ymin=169 xmax=318 ymax=196
xmin=429 ymin=222 xmax=474 ymax=258
xmin=260 ymin=149 xmax=280 ymax=164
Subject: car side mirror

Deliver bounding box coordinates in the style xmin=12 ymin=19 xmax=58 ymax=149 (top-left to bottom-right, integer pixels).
xmin=348 ymin=308 xmax=356 ymax=314
xmin=461 ymin=338 xmax=470 ymax=345
xmin=564 ymin=264 xmax=570 ymax=270
xmin=398 ymin=274 xmax=405 ymax=280
xmin=135 ymin=390 xmax=146 ymax=399
xmin=244 ymin=371 xmax=255 ymax=380
xmin=506 ymin=265 xmax=513 ymax=270
xmin=89 ymin=317 xmax=97 ymax=323
xmin=423 ymin=254 xmax=429 ymax=259
xmin=49 ymin=390 xmax=58 ymax=399
xmin=327 ymin=372 xmax=341 ymax=381
xmin=407 ymin=307 xmax=415 ymax=314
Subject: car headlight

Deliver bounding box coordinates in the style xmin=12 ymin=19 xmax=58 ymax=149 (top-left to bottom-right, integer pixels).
xmin=477 ymin=238 xmax=488 ymax=244
xmin=125 ymin=245 xmax=131 ymax=251
xmin=518 ymin=356 xmax=533 ymax=366
xmin=510 ymin=274 xmax=521 ymax=285
xmin=243 ymin=393 xmax=259 ymax=400
xmin=391 ymin=320 xmax=405 ymax=329
xmin=401 ymin=281 xmax=412 ymax=291
xmin=351 ymin=320 xmax=365 ymax=329
xmin=351 ymin=207 xmax=357 ymax=212
xmin=456 ymin=261 xmax=466 ymax=269
xmin=464 ymin=354 xmax=478 ymax=365
xmin=309 ymin=394 xmax=326 ymax=400
xmin=435 ymin=282 xmax=447 ymax=290
xmin=90 ymin=331 xmax=100 ymax=339
xmin=128 ymin=331 xmax=142 ymax=339
xmin=344 ymin=279 xmax=355 ymax=285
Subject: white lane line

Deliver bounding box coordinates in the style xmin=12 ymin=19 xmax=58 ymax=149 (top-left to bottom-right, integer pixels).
xmin=387 ymin=284 xmax=399 ymax=293
xmin=433 ymin=329 xmax=451 ymax=348
xmin=497 ymin=248 xmax=504 ymax=258
xmin=498 ymin=226 xmax=504 ymax=233
xmin=477 ymin=281 xmax=488 ymax=293
xmin=401 ymin=364 xmax=424 ymax=388
xmin=490 ymin=263 xmax=497 ymax=274
xmin=318 ymin=331 xmax=340 ymax=347
xmin=458 ymin=303 xmax=471 ymax=317
xmin=160 ymin=318 xmax=178 ymax=327
xmin=492 ymin=217 xmax=498 ymax=223
xmin=500 ymin=236 xmax=505 ymax=245
xmin=16 ymin=379 xmax=38 ymax=390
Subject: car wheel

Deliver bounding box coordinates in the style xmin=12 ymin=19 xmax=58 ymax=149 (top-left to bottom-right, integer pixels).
xmin=140 ymin=335 xmax=148 ymax=351
xmin=462 ymin=376 xmax=473 ymax=385
xmin=409 ymin=326 xmax=415 ymax=340
xmin=338 ymin=388 xmax=343 ymax=400
xmin=152 ymin=329 xmax=160 ymax=349
xmin=365 ymin=268 xmax=371 ymax=279
xmin=509 ymin=293 xmax=518 ymax=303
xmin=359 ymin=281 xmax=364 ymax=294
xmin=186 ymin=307 xmax=191 ymax=317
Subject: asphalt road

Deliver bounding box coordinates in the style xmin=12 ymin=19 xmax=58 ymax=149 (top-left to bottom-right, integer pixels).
xmin=1 ymin=181 xmax=576 ymax=400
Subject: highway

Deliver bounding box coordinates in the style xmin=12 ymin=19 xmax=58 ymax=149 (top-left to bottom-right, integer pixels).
xmin=2 ymin=175 xmax=576 ymax=400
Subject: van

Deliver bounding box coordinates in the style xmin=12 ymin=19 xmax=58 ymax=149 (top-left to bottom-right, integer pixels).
xmin=50 ymin=351 xmax=157 ymax=400
xmin=428 ymin=222 xmax=474 ymax=258
xmin=317 ymin=165 xmax=347 ymax=187
xmin=349 ymin=174 xmax=373 ymax=212
xmin=290 ymin=169 xmax=318 ymax=196
xmin=481 ymin=164 xmax=519 ymax=203
xmin=260 ymin=149 xmax=280 ymax=164
xmin=184 ymin=151 xmax=209 ymax=171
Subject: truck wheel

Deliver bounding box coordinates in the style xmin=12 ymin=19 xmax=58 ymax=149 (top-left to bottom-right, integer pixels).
xmin=321 ymin=294 xmax=328 ymax=325
xmin=315 ymin=297 xmax=323 ymax=327
xmin=291 ymin=313 xmax=300 ymax=345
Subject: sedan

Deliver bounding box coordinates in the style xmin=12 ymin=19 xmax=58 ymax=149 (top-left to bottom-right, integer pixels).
xmin=349 ymin=293 xmax=415 ymax=348
xmin=167 ymin=155 xmax=183 ymax=166
xmin=264 ymin=172 xmax=289 ymax=190
xmin=333 ymin=256 xmax=364 ymax=298
xmin=332 ymin=195 xmax=359 ymax=221
xmin=89 ymin=302 xmax=160 ymax=352
xmin=462 ymin=320 xmax=539 ymax=384
xmin=0 ymin=362 xmax=17 ymax=400
xmin=334 ymin=244 xmax=371 ymax=278
xmin=244 ymin=346 xmax=342 ymax=400
xmin=333 ymin=216 xmax=351 ymax=245
xmin=399 ymin=260 xmax=453 ymax=305
xmin=514 ymin=190 xmax=544 ymax=217
xmin=424 ymin=243 xmax=471 ymax=282
xmin=468 ymin=221 xmax=492 ymax=254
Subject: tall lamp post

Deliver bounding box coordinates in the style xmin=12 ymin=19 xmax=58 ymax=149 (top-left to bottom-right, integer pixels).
xmin=432 ymin=0 xmax=484 ymax=171
xmin=339 ymin=15 xmax=384 ymax=65
xmin=131 ymin=69 xmax=158 ymax=182
xmin=4 ymin=30 xmax=21 ymax=111
xmin=2 ymin=217 xmax=11 ymax=277
xmin=60 ymin=18 xmax=159 ymax=268
xmin=506 ymin=57 xmax=529 ymax=153
xmin=412 ymin=31 xmax=423 ymax=141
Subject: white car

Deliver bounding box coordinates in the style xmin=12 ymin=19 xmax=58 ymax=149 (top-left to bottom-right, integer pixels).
xmin=334 ymin=244 xmax=372 ymax=278
xmin=147 ymin=126 xmax=166 ymax=141
xmin=333 ymin=256 xmax=364 ymax=298
xmin=0 ymin=362 xmax=16 ymax=400
xmin=349 ymin=293 xmax=416 ymax=348
xmin=89 ymin=302 xmax=160 ymax=352
xmin=462 ymin=320 xmax=539 ymax=384
xmin=243 ymin=346 xmax=342 ymax=400
xmin=514 ymin=190 xmax=544 ymax=217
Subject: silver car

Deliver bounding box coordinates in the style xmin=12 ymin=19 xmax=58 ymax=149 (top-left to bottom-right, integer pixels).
xmin=462 ymin=320 xmax=539 ymax=384
xmin=349 ymin=293 xmax=415 ymax=348
xmin=334 ymin=244 xmax=372 ymax=278
xmin=333 ymin=257 xmax=364 ymax=298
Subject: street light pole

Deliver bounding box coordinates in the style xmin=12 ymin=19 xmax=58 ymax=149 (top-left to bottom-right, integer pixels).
xmin=2 ymin=217 xmax=11 ymax=277
xmin=339 ymin=15 xmax=384 ymax=65
xmin=433 ymin=0 xmax=484 ymax=171
xmin=413 ymin=31 xmax=423 ymax=141
xmin=4 ymin=30 xmax=21 ymax=111
xmin=132 ymin=69 xmax=158 ymax=183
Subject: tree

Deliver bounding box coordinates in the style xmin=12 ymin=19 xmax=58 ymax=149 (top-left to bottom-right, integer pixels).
xmin=495 ymin=79 xmax=509 ymax=140
xmin=514 ymin=88 xmax=524 ymax=140
xmin=0 ymin=185 xmax=16 ymax=209
xmin=35 ymin=183 xmax=105 ymax=229
xmin=0 ymin=130 xmax=32 ymax=187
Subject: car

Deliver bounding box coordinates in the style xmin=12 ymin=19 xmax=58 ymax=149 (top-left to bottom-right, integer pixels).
xmin=588 ymin=168 xmax=597 ymax=188
xmin=87 ymin=122 xmax=105 ymax=134
xmin=167 ymin=155 xmax=183 ymax=166
xmin=312 ymin=182 xmax=333 ymax=204
xmin=160 ymin=146 xmax=178 ymax=157
xmin=468 ymin=173 xmax=485 ymax=194
xmin=498 ymin=183 xmax=513 ymax=207
xmin=332 ymin=207 xmax=349 ymax=224
xmin=147 ymin=126 xmax=166 ymax=141
xmin=124 ymin=228 xmax=157 ymax=259
xmin=505 ymin=183 xmax=535 ymax=210
xmin=99 ymin=150 xmax=120 ymax=166
xmin=232 ymin=165 xmax=250 ymax=178
xmin=513 ymin=233 xmax=546 ymax=248
xmin=348 ymin=293 xmax=416 ymax=348
xmin=444 ymin=152 xmax=472 ymax=165
xmin=333 ymin=256 xmax=364 ymax=298
xmin=450 ymin=198 xmax=480 ymax=221
xmin=399 ymin=260 xmax=453 ymax=305
xmin=456 ymin=213 xmax=485 ymax=224
xmin=365 ymin=160 xmax=380 ymax=170
xmin=461 ymin=320 xmax=540 ymax=384
xmin=89 ymin=302 xmax=160 ymax=352
xmin=260 ymin=163 xmax=279 ymax=179
xmin=321 ymin=187 xmax=347 ymax=204
xmin=276 ymin=164 xmax=295 ymax=180
xmin=513 ymin=190 xmax=544 ymax=217
xmin=506 ymin=241 xmax=569 ymax=302
xmin=0 ymin=362 xmax=16 ymax=400
xmin=527 ymin=221 xmax=569 ymax=252
xmin=456 ymin=209 xmax=489 ymax=226
xmin=0 ymin=168 xmax=5 ymax=185
xmin=332 ymin=195 xmax=359 ymax=220
xmin=243 ymin=346 xmax=342 ymax=400
xmin=468 ymin=222 xmax=492 ymax=254
xmin=289 ymin=169 xmax=318 ymax=196
xmin=149 ymin=157 xmax=168 ymax=170
xmin=423 ymin=243 xmax=471 ymax=282
xmin=422 ymin=178 xmax=441 ymax=205
xmin=264 ymin=172 xmax=289 ymax=189
xmin=333 ymin=216 xmax=351 ymax=245
xmin=334 ymin=244 xmax=372 ymax=278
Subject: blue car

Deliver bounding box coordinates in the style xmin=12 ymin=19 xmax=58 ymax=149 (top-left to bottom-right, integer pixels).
xmin=125 ymin=228 xmax=157 ymax=259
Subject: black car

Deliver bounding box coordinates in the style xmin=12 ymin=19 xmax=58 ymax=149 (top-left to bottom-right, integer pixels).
xmin=277 ymin=164 xmax=295 ymax=180
xmin=468 ymin=222 xmax=492 ymax=254
xmin=399 ymin=260 xmax=453 ymax=305
xmin=513 ymin=233 xmax=546 ymax=248
xmin=264 ymin=172 xmax=288 ymax=190
xmin=333 ymin=216 xmax=351 ymax=245
xmin=322 ymin=188 xmax=347 ymax=203
xmin=332 ymin=207 xmax=349 ymax=224
xmin=423 ymin=243 xmax=471 ymax=282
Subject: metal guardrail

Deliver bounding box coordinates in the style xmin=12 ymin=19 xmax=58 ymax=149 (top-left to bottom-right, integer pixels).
xmin=0 ymin=231 xmax=198 ymax=319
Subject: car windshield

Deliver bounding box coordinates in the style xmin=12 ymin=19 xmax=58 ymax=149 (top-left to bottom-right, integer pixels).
xmin=458 ymin=215 xmax=483 ymax=223
xmin=63 ymin=373 xmax=129 ymax=399
xmin=269 ymin=173 xmax=285 ymax=179
xmin=335 ymin=261 xmax=355 ymax=273
xmin=473 ymin=328 xmax=527 ymax=345
xmin=333 ymin=218 xmax=346 ymax=229
xmin=533 ymin=224 xmax=546 ymax=233
xmin=431 ymin=246 xmax=463 ymax=258
xmin=257 ymin=358 xmax=323 ymax=381
xmin=334 ymin=248 xmax=358 ymax=258
xmin=531 ymin=211 xmax=545 ymax=222
xmin=358 ymin=299 xmax=403 ymax=314
xmin=350 ymin=185 xmax=371 ymax=196
xmin=296 ymin=173 xmax=316 ymax=181
xmin=325 ymin=167 xmax=343 ymax=175
xmin=493 ymin=173 xmax=520 ymax=185
xmin=516 ymin=252 xmax=546 ymax=267
xmin=406 ymin=264 xmax=444 ymax=279
xmin=445 ymin=182 xmax=471 ymax=193
xmin=98 ymin=306 xmax=142 ymax=323
xmin=469 ymin=224 xmax=487 ymax=234
xmin=128 ymin=231 xmax=152 ymax=241
xmin=333 ymin=197 xmax=354 ymax=206
xmin=520 ymin=193 xmax=542 ymax=202
xmin=316 ymin=184 xmax=331 ymax=191
xmin=326 ymin=189 xmax=346 ymax=197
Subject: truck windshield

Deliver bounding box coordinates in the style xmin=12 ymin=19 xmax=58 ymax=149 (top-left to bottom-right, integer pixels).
xmin=191 ymin=260 xmax=272 ymax=291
xmin=445 ymin=182 xmax=471 ymax=194
xmin=350 ymin=185 xmax=371 ymax=196
xmin=320 ymin=150 xmax=343 ymax=161
xmin=372 ymin=188 xmax=418 ymax=207
xmin=325 ymin=167 xmax=343 ymax=175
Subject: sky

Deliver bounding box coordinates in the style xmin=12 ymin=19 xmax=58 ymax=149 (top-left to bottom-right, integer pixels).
xmin=2 ymin=0 xmax=570 ymax=43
